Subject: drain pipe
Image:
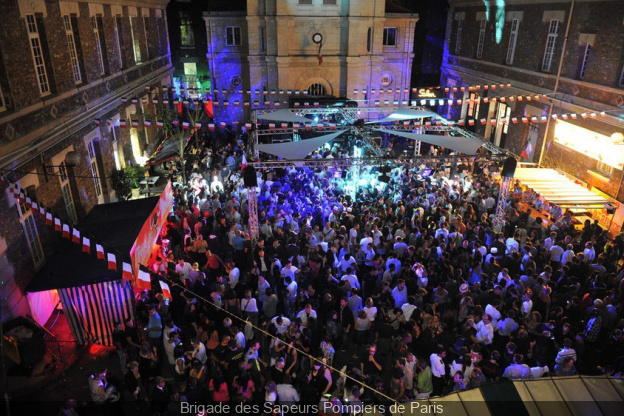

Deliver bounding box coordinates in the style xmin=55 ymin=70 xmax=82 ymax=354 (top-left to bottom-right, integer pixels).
xmin=537 ymin=0 xmax=575 ymax=166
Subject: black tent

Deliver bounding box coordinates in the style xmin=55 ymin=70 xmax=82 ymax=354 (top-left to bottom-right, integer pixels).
xmin=25 ymin=197 xmax=160 ymax=345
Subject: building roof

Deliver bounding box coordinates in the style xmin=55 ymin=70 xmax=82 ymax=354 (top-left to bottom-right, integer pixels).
xmin=385 ymin=0 xmax=421 ymax=14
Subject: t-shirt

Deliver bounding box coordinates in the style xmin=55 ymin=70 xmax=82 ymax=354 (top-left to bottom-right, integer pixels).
xmin=417 ymin=366 xmax=433 ymax=393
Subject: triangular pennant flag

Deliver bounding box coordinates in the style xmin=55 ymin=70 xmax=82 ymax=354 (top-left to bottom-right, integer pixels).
xmin=107 ymin=253 xmax=117 ymax=271
xmin=136 ymin=269 xmax=151 ymax=290
xmin=72 ymin=228 xmax=80 ymax=243
xmin=82 ymin=237 xmax=91 ymax=254
xmin=122 ymin=262 xmax=133 ymax=280
xmin=159 ymin=281 xmax=172 ymax=301
xmin=96 ymin=244 xmax=105 ymax=260
xmin=62 ymin=224 xmax=70 ymax=239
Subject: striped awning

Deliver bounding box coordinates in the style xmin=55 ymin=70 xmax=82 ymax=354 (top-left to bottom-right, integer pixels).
xmin=514 ymin=168 xmax=612 ymax=208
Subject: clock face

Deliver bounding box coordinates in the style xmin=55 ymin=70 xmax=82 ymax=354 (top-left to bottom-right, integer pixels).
xmin=313 ymin=33 xmax=323 ymax=44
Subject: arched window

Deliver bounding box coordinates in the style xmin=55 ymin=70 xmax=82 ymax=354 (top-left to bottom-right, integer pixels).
xmin=307 ymin=83 xmax=327 ymax=96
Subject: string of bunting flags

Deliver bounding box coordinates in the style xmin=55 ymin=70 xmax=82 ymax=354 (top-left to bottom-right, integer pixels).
xmin=4 ymin=185 xmax=150 ymax=290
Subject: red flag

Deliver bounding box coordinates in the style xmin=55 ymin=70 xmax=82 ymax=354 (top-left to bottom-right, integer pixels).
xmin=136 ymin=269 xmax=151 ymax=291
xmin=177 ymin=101 xmax=183 ymax=114
xmin=122 ymin=262 xmax=133 ymax=280
xmin=82 ymin=237 xmax=91 ymax=254
xmin=62 ymin=224 xmax=70 ymax=239
xmin=107 ymin=253 xmax=117 ymax=271
xmin=318 ymin=42 xmax=323 ymax=65
xmin=96 ymin=244 xmax=105 ymax=260
xmin=159 ymin=281 xmax=172 ymax=301
xmin=72 ymin=228 xmax=80 ymax=244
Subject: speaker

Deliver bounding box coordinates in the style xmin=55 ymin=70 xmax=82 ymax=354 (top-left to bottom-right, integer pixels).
xmin=243 ymin=166 xmax=258 ymax=187
xmin=501 ymin=157 xmax=517 ymax=178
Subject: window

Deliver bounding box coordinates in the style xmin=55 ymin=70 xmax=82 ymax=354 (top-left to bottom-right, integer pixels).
xmin=579 ymin=43 xmax=590 ymax=78
xmin=454 ymin=19 xmax=463 ymax=54
xmin=260 ymin=26 xmax=265 ymax=52
xmin=383 ymin=28 xmax=398 ymax=46
xmin=506 ymin=19 xmax=519 ymax=65
xmin=0 ymin=83 xmax=6 ymax=112
xmin=143 ymin=17 xmax=151 ymax=60
xmin=596 ymin=161 xmax=613 ymax=177
xmin=468 ymin=92 xmax=480 ymax=118
xmin=26 ymin=14 xmax=50 ymax=96
xmin=63 ymin=15 xmax=82 ymax=84
xmin=542 ymin=20 xmax=559 ymax=72
xmin=17 ymin=201 xmax=45 ymax=268
xmin=476 ymin=18 xmax=487 ymax=59
xmin=226 ymin=26 xmax=241 ymax=46
xmin=307 ymin=83 xmax=327 ymax=96
xmin=179 ymin=12 xmax=194 ymax=46
xmin=299 ymin=0 xmax=313 ymax=4
xmin=367 ymin=28 xmax=372 ymax=52
xmin=323 ymin=0 xmax=337 ymax=4
xmin=57 ymin=160 xmax=77 ymax=224
xmin=87 ymin=140 xmax=103 ymax=198
xmin=156 ymin=16 xmax=164 ymax=54
xmin=130 ymin=16 xmax=142 ymax=64
xmin=114 ymin=16 xmax=125 ymax=68
xmin=91 ymin=15 xmax=106 ymax=74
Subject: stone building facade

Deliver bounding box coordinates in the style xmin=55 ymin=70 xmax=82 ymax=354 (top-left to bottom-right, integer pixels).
xmin=0 ymin=0 xmax=173 ymax=323
xmin=202 ymin=0 xmax=419 ymax=124
xmin=441 ymin=0 xmax=624 ymax=234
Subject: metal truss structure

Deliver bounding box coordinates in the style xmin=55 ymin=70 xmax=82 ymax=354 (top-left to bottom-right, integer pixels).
xmin=493 ymin=175 xmax=514 ymax=233
xmin=246 ymin=105 xmax=511 ymax=243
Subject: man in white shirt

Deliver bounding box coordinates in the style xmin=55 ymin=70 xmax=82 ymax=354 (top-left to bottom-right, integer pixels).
xmin=296 ymin=304 xmax=318 ymax=328
xmin=484 ymin=303 xmax=502 ymax=327
xmin=341 ymin=268 xmax=360 ymax=290
xmin=175 ymin=259 xmax=192 ymax=282
xmin=401 ymin=297 xmax=417 ymax=321
xmin=226 ymin=261 xmax=240 ymax=289
xmin=392 ymin=280 xmax=408 ymax=308
xmin=583 ymin=242 xmax=596 ymax=263
xmin=276 ymin=374 xmax=300 ymax=403
xmin=337 ymin=254 xmax=357 ymax=275
xmin=474 ymin=314 xmax=494 ymax=345
xmin=270 ymin=316 xmax=291 ymax=334
xmin=430 ymin=346 xmax=446 ymax=396
xmin=280 ymin=260 xmax=299 ymax=282
xmin=561 ymin=244 xmax=575 ymax=265
xmin=502 ymin=354 xmax=531 ymax=379
xmin=496 ymin=310 xmax=519 ymax=337
xmin=187 ymin=338 xmax=207 ymax=364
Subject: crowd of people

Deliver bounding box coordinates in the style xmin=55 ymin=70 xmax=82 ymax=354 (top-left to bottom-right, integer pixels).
xmin=85 ymin=128 xmax=624 ymax=416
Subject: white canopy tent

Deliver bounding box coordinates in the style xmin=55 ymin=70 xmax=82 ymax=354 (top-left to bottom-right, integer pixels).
xmin=256 ymin=130 xmax=346 ymax=160
xmin=514 ymin=168 xmax=612 ymax=208
xmin=373 ymin=128 xmax=484 ymax=154
xmin=256 ymin=109 xmax=312 ymax=123
xmin=366 ymin=108 xmax=439 ymax=124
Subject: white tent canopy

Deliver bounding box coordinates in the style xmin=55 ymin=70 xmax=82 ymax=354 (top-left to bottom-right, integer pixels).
xmin=514 ymin=168 xmax=611 ymax=208
xmin=256 ymin=130 xmax=346 ymax=160
xmin=256 ymin=109 xmax=312 ymax=123
xmin=366 ymin=108 xmax=439 ymax=124
xmin=373 ymin=128 xmax=484 ymax=154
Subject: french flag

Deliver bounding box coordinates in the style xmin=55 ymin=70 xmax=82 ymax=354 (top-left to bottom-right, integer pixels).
xmin=107 ymin=253 xmax=117 ymax=271
xmin=144 ymin=120 xmax=152 ymax=127
xmin=425 ymin=121 xmax=432 ymax=128
xmin=156 ymin=120 xmax=164 ymax=129
xmin=136 ymin=269 xmax=151 ymax=291
xmin=241 ymin=153 xmax=247 ymax=171
xmin=245 ymin=123 xmax=252 ymax=129
xmin=531 ymin=116 xmax=538 ymax=123
xmin=522 ymin=117 xmax=529 ymax=123
xmin=480 ymin=119 xmax=487 ymax=125
xmin=220 ymin=122 xmax=226 ymax=128
xmin=118 ymin=119 xmax=126 ymax=128
xmin=182 ymin=122 xmax=190 ymax=130
xmin=468 ymin=119 xmax=475 ymax=126
xmin=159 ymin=281 xmax=172 ymax=300
xmin=305 ymin=123 xmax=312 ymax=131
xmin=269 ymin=123 xmax=276 ymax=130
xmin=122 ymin=262 xmax=133 ymax=280
xmin=457 ymin=120 xmax=465 ymax=127
xmin=54 ymin=218 xmax=61 ymax=232
xmin=82 ymin=237 xmax=91 ymax=254
xmin=281 ymin=123 xmax=288 ymax=129
xmin=72 ymin=228 xmax=80 ymax=244
xmin=25 ymin=197 xmax=32 ymax=209
xmin=208 ymin=123 xmax=215 ymax=130
xmin=490 ymin=119 xmax=497 ymax=126
xmin=96 ymin=244 xmax=105 ymax=260
xmin=45 ymin=212 xmax=52 ymax=226
xmin=293 ymin=122 xmax=300 ymax=129
xmin=511 ymin=117 xmax=518 ymax=124
xmin=62 ymin=224 xmax=70 ymax=239
xmin=329 ymin=123 xmax=336 ymax=130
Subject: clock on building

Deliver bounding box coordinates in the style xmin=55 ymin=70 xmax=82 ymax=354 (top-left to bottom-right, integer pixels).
xmin=312 ymin=33 xmax=323 ymax=44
